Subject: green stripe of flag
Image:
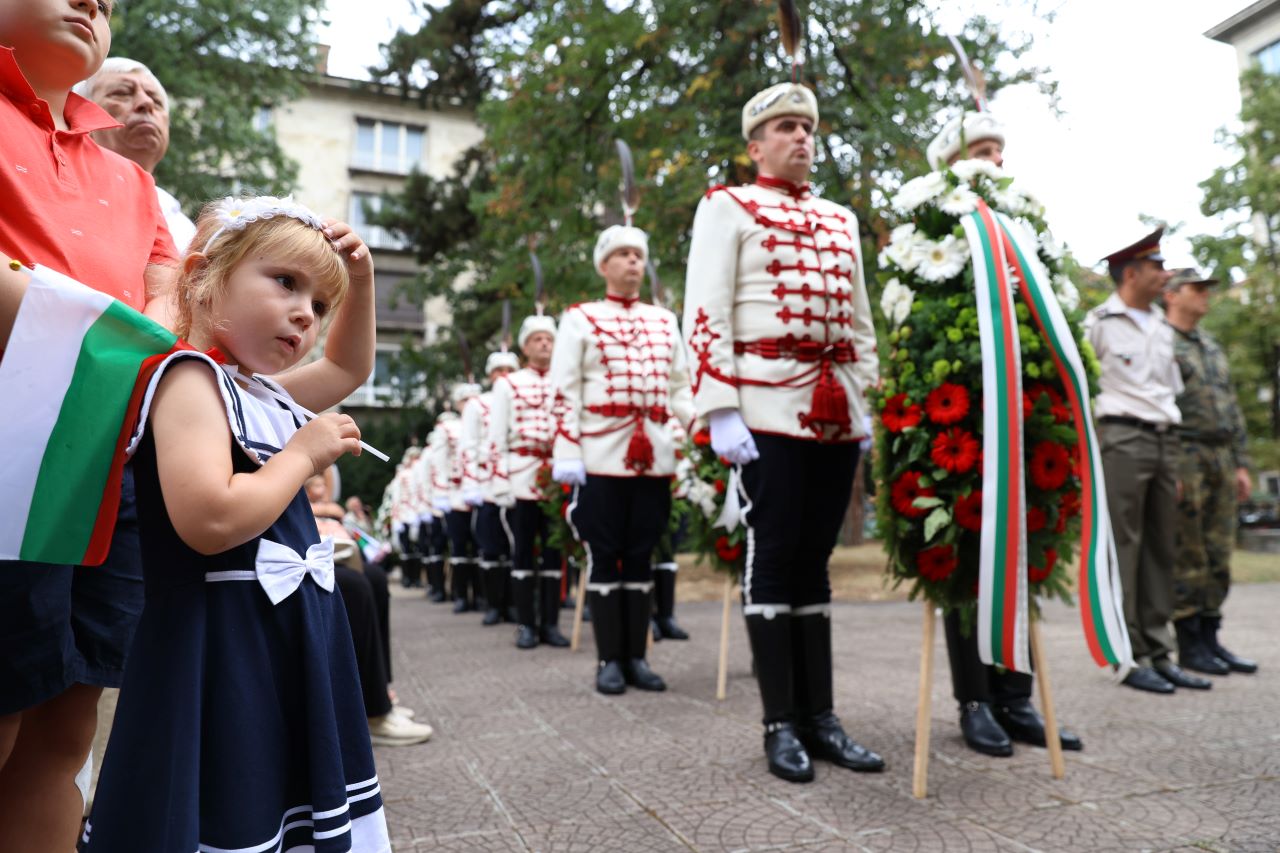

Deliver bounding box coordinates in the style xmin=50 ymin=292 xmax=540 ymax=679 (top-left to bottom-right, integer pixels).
xmin=20 ymin=300 xmax=176 ymax=563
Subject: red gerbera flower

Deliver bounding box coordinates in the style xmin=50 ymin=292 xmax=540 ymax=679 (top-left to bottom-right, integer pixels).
xmin=1029 ymin=441 xmax=1071 ymax=491
xmin=715 ymin=535 xmax=743 ymax=563
xmin=1026 ymin=506 xmax=1047 ymax=533
xmin=925 ymin=383 xmax=971 ymax=425
xmin=917 ymin=544 xmax=958 ymax=581
xmin=955 ymin=491 xmax=983 ymax=531
xmin=930 ymin=428 xmax=980 ymax=473
xmin=693 ymin=428 xmax=712 ymax=446
xmin=1055 ymin=490 xmax=1081 ymax=533
xmin=1029 ymin=548 xmax=1057 ymax=583
xmin=1024 ymin=384 xmax=1071 ymax=425
xmin=891 ymin=471 xmax=935 ymax=518
xmin=714 ymin=478 xmax=726 ymax=493
xmin=882 ymin=393 xmax=923 ymax=432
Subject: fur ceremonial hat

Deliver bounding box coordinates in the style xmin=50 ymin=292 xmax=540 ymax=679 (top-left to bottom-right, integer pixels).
xmin=926 ymin=111 xmax=1005 ymax=170
xmin=594 ymin=225 xmax=649 ymax=271
xmin=450 ymin=382 xmax=481 ymax=405
xmin=484 ymin=351 xmax=519 ymax=375
xmin=518 ymin=315 xmax=557 ymax=349
xmin=742 ymin=82 xmax=819 ymax=140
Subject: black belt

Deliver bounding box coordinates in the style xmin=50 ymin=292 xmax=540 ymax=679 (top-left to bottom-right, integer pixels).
xmin=1099 ymin=415 xmax=1171 ymax=434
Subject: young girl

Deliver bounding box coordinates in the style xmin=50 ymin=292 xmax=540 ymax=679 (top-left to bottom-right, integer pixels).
xmin=81 ymin=196 xmax=390 ymax=852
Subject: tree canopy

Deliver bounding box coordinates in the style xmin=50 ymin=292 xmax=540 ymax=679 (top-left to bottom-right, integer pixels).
xmin=107 ymin=0 xmax=329 ymax=209
xmin=373 ymin=0 xmax=1055 ymax=391
xmin=1192 ymin=66 xmax=1280 ymax=459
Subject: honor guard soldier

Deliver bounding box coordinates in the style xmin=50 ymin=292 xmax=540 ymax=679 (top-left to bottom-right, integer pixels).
xmin=431 ymin=384 xmax=482 ymax=613
xmin=491 ymin=313 xmax=569 ymax=649
xmin=1164 ymin=269 xmax=1257 ymax=675
xmin=550 ymin=225 xmax=695 ymax=694
xmin=1089 ymin=230 xmax=1210 ymax=693
xmin=682 ymin=82 xmax=884 ymax=783
xmin=926 ymin=111 xmax=1083 ymax=758
xmin=410 ymin=441 xmax=448 ymax=602
xmin=465 ymin=351 xmax=519 ymax=625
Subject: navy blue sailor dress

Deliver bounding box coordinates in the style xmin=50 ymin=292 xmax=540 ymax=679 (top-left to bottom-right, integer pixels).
xmin=81 ymin=353 xmax=391 ymax=853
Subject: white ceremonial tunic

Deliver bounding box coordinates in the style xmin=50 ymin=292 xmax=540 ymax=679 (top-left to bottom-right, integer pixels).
xmin=429 ymin=413 xmax=467 ymax=511
xmin=682 ymin=180 xmax=878 ymax=442
xmin=1085 ymin=292 xmax=1183 ymax=425
xmin=490 ymin=366 xmax=555 ymax=502
xmin=409 ymin=449 xmax=436 ymax=522
xmin=460 ymin=393 xmax=496 ymax=500
xmin=550 ymin=296 xmax=695 ymax=477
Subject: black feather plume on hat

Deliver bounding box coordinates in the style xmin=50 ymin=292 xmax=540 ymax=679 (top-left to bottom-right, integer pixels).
xmin=456 ymin=328 xmax=474 ymax=383
xmin=527 ymin=237 xmax=546 ymax=317
xmin=501 ymin=299 xmax=511 ymax=352
xmin=778 ymin=0 xmax=803 ymax=77
xmin=616 ymin=139 xmax=639 ymax=227
xmin=946 ymin=34 xmax=988 ymax=112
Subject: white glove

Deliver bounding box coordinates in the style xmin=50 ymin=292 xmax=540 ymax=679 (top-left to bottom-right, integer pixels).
xmin=859 ymin=414 xmax=873 ymax=453
xmin=708 ymin=408 xmax=759 ymax=465
xmin=552 ymin=459 xmax=587 ymax=486
xmin=464 ymin=488 xmax=485 ymax=507
xmin=433 ymin=496 xmax=452 ymax=513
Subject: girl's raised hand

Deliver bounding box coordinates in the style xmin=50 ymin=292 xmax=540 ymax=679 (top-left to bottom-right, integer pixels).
xmin=286 ymin=412 xmax=363 ymax=476
xmin=322 ymin=219 xmax=374 ymax=286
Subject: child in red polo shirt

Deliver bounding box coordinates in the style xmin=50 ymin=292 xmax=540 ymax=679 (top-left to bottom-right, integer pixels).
xmin=0 ymin=1 xmax=179 ymax=850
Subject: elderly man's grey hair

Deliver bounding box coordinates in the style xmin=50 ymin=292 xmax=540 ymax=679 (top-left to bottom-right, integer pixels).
xmin=73 ymin=57 xmax=168 ymax=108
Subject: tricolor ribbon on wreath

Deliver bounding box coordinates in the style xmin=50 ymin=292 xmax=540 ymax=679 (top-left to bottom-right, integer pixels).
xmin=960 ymin=199 xmax=1133 ymax=674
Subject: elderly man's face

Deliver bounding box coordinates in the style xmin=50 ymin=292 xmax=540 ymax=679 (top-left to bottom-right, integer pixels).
xmin=91 ymin=70 xmax=170 ymax=173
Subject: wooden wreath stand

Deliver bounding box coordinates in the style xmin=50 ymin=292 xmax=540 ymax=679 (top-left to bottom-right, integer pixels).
xmin=715 ymin=574 xmax=736 ymax=700
xmin=912 ymin=601 xmax=1065 ymax=799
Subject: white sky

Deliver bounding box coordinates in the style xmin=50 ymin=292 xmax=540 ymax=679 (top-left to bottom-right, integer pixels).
xmin=322 ymin=0 xmax=1251 ymax=271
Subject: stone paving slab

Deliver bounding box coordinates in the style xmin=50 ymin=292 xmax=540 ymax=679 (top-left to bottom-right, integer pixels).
xmin=379 ymin=582 xmax=1280 ymax=852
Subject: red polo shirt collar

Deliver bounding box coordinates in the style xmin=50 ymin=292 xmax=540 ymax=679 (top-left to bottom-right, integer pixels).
xmin=0 ymin=45 xmax=120 ymax=135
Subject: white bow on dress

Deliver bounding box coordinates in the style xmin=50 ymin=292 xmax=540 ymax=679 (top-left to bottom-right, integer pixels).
xmin=254 ymin=538 xmax=336 ymax=605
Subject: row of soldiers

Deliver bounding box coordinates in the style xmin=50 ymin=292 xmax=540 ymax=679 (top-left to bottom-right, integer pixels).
xmin=382 ymin=76 xmax=1256 ymax=785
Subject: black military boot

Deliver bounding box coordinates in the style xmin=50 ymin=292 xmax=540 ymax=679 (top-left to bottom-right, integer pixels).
xmin=992 ymin=669 xmax=1083 ymax=751
xmin=1154 ymin=657 xmax=1213 ymax=690
xmin=622 ymin=586 xmax=666 ymax=691
xmin=450 ymin=559 xmax=475 ymax=613
xmin=791 ymin=608 xmax=884 ymax=772
xmin=1175 ymin=616 xmax=1229 ymax=675
xmin=539 ymin=574 xmax=570 ymax=647
xmin=744 ymin=607 xmax=813 ymax=783
xmin=589 ymin=588 xmax=626 ymax=694
xmin=424 ymin=559 xmax=447 ymax=603
xmin=480 ymin=561 xmax=505 ymax=626
xmin=944 ymin=611 xmax=1012 ymax=757
xmin=512 ymin=572 xmax=539 ymax=649
xmin=1202 ymin=615 xmax=1257 ymax=674
xmin=400 ymin=555 xmax=422 ymax=588
xmin=651 ymin=568 xmax=689 ymax=641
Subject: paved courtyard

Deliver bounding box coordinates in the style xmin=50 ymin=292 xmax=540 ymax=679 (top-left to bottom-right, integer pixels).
xmin=377 ymin=581 xmax=1279 ymax=852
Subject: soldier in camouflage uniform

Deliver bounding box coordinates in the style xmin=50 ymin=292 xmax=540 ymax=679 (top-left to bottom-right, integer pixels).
xmin=1164 ymin=269 xmax=1258 ymax=675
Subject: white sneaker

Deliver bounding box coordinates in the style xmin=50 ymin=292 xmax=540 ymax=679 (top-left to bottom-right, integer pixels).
xmin=390 ymin=703 xmax=416 ymax=719
xmin=369 ymin=713 xmax=433 ymax=746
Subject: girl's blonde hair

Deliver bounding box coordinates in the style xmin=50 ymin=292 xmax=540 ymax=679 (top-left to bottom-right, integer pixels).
xmin=176 ymin=199 xmax=350 ymax=339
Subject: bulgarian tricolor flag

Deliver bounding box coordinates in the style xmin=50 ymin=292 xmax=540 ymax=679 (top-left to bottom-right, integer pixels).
xmin=0 ymin=266 xmax=184 ymax=566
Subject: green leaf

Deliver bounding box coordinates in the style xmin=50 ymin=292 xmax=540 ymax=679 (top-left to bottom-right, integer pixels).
xmin=912 ymin=496 xmax=944 ymax=510
xmin=923 ymin=507 xmax=952 ymax=541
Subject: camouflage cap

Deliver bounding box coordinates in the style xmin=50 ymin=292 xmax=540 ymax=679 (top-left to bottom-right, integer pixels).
xmin=1165 ymin=268 xmax=1219 ymax=291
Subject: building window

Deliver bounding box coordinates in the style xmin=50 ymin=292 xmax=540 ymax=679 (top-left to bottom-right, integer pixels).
xmin=349 ymin=191 xmax=406 ymax=251
xmin=352 ymin=118 xmax=426 ymax=174
xmin=345 ymin=343 xmax=423 ymax=407
xmin=1257 ymin=39 xmax=1280 ymax=74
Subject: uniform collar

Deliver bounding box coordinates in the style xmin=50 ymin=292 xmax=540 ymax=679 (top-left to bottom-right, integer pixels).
xmin=1101 ymin=291 xmax=1166 ymax=323
xmin=605 ymin=292 xmax=639 ymax=308
xmin=755 ymin=174 xmax=812 ymax=199
xmin=0 ymin=46 xmax=121 ymax=135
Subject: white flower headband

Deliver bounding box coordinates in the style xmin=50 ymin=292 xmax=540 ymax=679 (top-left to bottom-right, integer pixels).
xmin=201 ymin=195 xmax=328 ymax=254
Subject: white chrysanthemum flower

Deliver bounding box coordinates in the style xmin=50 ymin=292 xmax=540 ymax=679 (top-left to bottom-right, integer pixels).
xmin=916 ymin=235 xmax=970 ymax=283
xmin=1054 ymin=275 xmax=1080 ymax=312
xmin=949 ymin=158 xmax=1004 ymax=183
xmin=880 ymin=277 xmax=916 ymax=327
xmin=882 ymin=227 xmax=926 ymax=273
xmin=891 ymin=172 xmax=950 ymax=213
xmin=687 ymin=480 xmax=718 ymax=519
xmin=1020 ymin=187 xmax=1047 ymax=219
xmin=1039 ymin=230 xmax=1064 ymax=261
xmin=991 ymin=187 xmax=1029 ymax=216
xmin=939 ymin=185 xmax=980 ymax=216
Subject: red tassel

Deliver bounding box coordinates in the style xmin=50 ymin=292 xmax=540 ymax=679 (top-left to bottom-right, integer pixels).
xmin=625 ymin=421 xmax=654 ymax=473
xmin=801 ymin=364 xmax=852 ymax=437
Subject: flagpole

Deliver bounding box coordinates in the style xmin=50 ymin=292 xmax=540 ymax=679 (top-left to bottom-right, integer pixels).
xmin=1030 ymin=617 xmax=1065 ymax=778
xmin=912 ymin=601 xmax=937 ymax=799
